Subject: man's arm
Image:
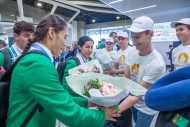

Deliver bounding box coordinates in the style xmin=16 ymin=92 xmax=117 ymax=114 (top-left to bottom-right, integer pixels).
xmin=119 ymin=80 xmax=151 ymax=113
xmin=104 ymin=62 xmax=126 ymax=75
xmin=123 ymin=65 xmax=130 ymax=79
xmin=174 ymin=65 xmax=176 ymax=71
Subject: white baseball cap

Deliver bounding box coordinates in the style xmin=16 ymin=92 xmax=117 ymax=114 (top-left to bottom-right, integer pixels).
xmin=117 ymin=32 xmax=128 ymax=38
xmin=127 ymin=16 xmax=154 ymax=33
xmin=105 ymin=37 xmax=114 ymax=43
xmin=170 ymin=18 xmax=190 ymax=28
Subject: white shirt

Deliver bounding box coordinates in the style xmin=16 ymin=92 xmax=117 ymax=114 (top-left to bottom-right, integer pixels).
xmin=76 ymin=53 xmax=89 ymax=64
xmin=115 ymin=46 xmax=135 ymax=77
xmin=127 ymin=49 xmax=166 ymax=115
xmin=172 ymin=45 xmax=190 ymax=70
xmin=30 ymin=42 xmax=54 ymax=64
xmin=10 ymin=43 xmax=23 ymax=61
xmin=101 ymin=48 xmax=117 ymax=60
xmin=113 ymin=44 xmax=118 ymax=51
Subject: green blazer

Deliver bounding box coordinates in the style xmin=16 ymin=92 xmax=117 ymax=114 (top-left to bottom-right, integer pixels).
xmin=6 ymin=53 xmax=105 ymax=127
xmin=0 ymin=48 xmax=14 ymax=67
xmin=99 ymin=43 xmax=105 ymax=49
xmin=62 ymin=59 xmax=82 ymax=98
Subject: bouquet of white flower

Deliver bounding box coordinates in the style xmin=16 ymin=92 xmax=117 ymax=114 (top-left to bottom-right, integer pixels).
xmin=66 ymin=72 xmax=147 ymax=107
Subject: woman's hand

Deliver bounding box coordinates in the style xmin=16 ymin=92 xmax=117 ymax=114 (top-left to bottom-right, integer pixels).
xmin=87 ymin=100 xmax=97 ymax=107
xmin=99 ymin=105 xmax=121 ymax=122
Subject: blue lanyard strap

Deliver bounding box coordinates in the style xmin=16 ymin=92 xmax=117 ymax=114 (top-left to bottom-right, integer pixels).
xmin=31 ymin=43 xmax=55 ymax=65
xmin=10 ymin=46 xmax=18 ymax=58
xmin=129 ymin=93 xmax=144 ymax=102
xmin=79 ymin=52 xmax=89 ymax=63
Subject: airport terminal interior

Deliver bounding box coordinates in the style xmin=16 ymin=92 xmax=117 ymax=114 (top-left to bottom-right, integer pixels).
xmin=0 ymin=0 xmax=190 ymax=127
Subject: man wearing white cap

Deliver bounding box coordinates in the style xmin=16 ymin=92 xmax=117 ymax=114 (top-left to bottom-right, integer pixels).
xmin=119 ymin=16 xmax=166 ymax=127
xmin=104 ymin=32 xmax=134 ymax=77
xmin=170 ymin=18 xmax=190 ymax=70
xmin=104 ymin=32 xmax=133 ymax=127
xmin=97 ymin=37 xmax=117 ymax=64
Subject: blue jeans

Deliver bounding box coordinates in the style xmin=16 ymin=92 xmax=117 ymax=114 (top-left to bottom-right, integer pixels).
xmin=103 ymin=121 xmax=115 ymax=127
xmin=131 ymin=106 xmax=154 ymax=127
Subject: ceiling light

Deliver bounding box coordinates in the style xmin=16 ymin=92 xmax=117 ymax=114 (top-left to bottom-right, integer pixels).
xmin=11 ymin=15 xmax=14 ymax=16
xmin=109 ymin=0 xmax=123 ymax=4
xmin=37 ymin=3 xmax=42 ymax=6
xmin=4 ymin=27 xmax=13 ymax=30
xmin=123 ymin=5 xmax=156 ymax=13
xmin=92 ymin=19 xmax=96 ymax=22
xmin=117 ymin=16 xmax=120 ymax=19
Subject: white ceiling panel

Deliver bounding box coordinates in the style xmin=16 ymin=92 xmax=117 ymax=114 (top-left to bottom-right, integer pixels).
xmin=100 ymin=0 xmax=190 ymax=23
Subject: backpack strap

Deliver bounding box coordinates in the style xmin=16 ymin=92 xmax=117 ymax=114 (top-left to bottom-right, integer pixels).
xmin=0 ymin=50 xmax=48 ymax=127
xmin=1 ymin=50 xmax=48 ymax=82
xmin=57 ymin=57 xmax=81 ymax=85
xmin=20 ymin=103 xmax=41 ymax=127
xmin=0 ymin=48 xmax=12 ymax=70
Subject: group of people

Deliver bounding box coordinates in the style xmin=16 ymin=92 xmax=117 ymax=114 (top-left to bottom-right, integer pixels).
xmin=0 ymin=13 xmax=190 ymax=127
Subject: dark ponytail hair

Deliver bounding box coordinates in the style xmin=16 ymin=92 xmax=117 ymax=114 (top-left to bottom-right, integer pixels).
xmin=78 ymin=36 xmax=94 ymax=52
xmin=23 ymin=14 xmax=67 ymax=53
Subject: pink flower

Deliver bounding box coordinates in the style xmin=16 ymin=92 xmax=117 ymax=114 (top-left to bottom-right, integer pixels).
xmin=86 ymin=85 xmax=91 ymax=89
xmin=83 ymin=67 xmax=92 ymax=72
xmin=97 ymin=69 xmax=100 ymax=73
xmin=91 ymin=68 xmax=96 ymax=72
xmin=99 ymin=87 xmax=103 ymax=91
xmin=107 ymin=85 xmax=112 ymax=89
xmin=110 ymin=88 xmax=118 ymax=94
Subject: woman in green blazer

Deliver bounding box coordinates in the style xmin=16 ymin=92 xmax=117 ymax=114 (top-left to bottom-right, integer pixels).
xmin=62 ymin=36 xmax=94 ymax=97
xmin=6 ymin=14 xmax=119 ymax=127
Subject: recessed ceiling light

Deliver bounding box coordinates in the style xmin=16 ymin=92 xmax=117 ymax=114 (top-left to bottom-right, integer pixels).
xmin=11 ymin=15 xmax=14 ymax=16
xmin=109 ymin=0 xmax=123 ymax=4
xmin=37 ymin=3 xmax=42 ymax=6
xmin=4 ymin=27 xmax=13 ymax=29
xmin=92 ymin=19 xmax=96 ymax=22
xmin=117 ymin=16 xmax=120 ymax=19
xmin=123 ymin=5 xmax=156 ymax=13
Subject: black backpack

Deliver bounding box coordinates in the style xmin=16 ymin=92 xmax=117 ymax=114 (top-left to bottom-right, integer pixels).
xmin=57 ymin=57 xmax=92 ymax=85
xmin=0 ymin=50 xmax=47 ymax=127
xmin=57 ymin=57 xmax=81 ymax=85
xmin=0 ymin=48 xmax=12 ymax=71
xmin=155 ymin=107 xmax=190 ymax=127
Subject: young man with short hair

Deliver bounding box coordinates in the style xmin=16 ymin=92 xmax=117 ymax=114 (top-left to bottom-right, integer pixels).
xmin=119 ymin=16 xmax=166 ymax=127
xmin=170 ymin=18 xmax=190 ymax=70
xmin=104 ymin=32 xmax=133 ymax=77
xmin=99 ymin=37 xmax=117 ymax=66
xmin=0 ymin=40 xmax=7 ymax=49
xmin=0 ymin=21 xmax=35 ymax=69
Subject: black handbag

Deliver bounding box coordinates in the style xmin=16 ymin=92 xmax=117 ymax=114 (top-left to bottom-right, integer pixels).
xmin=155 ymin=106 xmax=190 ymax=127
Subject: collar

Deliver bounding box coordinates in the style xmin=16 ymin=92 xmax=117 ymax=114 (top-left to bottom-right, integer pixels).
xmin=14 ymin=43 xmax=23 ymax=54
xmin=30 ymin=42 xmax=54 ymax=63
xmin=76 ymin=53 xmax=88 ymax=64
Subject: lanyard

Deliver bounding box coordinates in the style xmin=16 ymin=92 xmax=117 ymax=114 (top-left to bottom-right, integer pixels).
xmin=31 ymin=43 xmax=55 ymax=65
xmin=10 ymin=46 xmax=18 ymax=58
xmin=79 ymin=52 xmax=89 ymax=63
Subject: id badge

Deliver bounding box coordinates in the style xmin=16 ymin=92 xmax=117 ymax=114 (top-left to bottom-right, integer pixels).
xmin=172 ymin=114 xmax=189 ymax=127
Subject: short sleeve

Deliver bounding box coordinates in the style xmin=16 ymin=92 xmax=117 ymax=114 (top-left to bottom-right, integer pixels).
xmin=143 ymin=65 xmax=165 ymax=84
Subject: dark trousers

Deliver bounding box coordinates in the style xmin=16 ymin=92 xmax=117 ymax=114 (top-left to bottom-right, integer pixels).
xmin=103 ymin=108 xmax=132 ymax=127
xmin=104 ymin=98 xmax=132 ymax=127
xmin=170 ymin=60 xmax=174 ymax=71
